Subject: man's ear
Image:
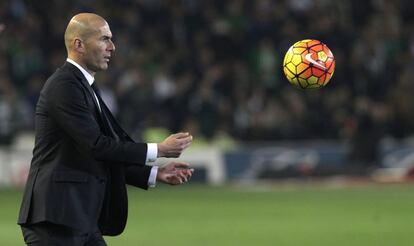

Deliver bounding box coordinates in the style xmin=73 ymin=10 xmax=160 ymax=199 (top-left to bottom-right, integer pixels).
xmin=73 ymin=38 xmax=84 ymax=53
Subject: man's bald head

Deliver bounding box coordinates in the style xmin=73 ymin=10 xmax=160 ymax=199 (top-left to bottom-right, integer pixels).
xmin=64 ymin=13 xmax=115 ymax=74
xmin=64 ymin=13 xmax=108 ymax=53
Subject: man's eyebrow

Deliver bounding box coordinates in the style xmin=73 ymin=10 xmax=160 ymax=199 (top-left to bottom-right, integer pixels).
xmin=101 ymin=35 xmax=112 ymax=39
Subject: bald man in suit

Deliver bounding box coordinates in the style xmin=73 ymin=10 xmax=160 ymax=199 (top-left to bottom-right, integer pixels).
xmin=18 ymin=13 xmax=193 ymax=245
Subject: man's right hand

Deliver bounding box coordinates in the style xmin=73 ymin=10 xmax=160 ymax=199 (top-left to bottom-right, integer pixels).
xmin=157 ymin=162 xmax=194 ymax=185
xmin=157 ymin=132 xmax=193 ymax=158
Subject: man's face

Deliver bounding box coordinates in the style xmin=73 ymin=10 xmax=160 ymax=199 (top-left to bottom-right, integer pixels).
xmin=82 ymin=22 xmax=115 ymax=72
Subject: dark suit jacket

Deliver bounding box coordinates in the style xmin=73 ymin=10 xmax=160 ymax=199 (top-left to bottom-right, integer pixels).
xmin=18 ymin=62 xmax=152 ymax=236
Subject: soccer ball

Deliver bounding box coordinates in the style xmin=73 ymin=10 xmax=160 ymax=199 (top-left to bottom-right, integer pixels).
xmin=283 ymin=39 xmax=335 ymax=89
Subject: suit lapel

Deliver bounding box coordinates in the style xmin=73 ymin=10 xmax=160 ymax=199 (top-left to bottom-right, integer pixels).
xmin=100 ymin=102 xmax=134 ymax=142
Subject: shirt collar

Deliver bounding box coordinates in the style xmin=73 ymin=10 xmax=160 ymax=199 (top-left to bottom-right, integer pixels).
xmin=66 ymin=58 xmax=95 ymax=86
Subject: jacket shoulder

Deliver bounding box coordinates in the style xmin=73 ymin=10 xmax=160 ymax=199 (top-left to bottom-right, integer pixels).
xmin=41 ymin=66 xmax=88 ymax=99
xmin=45 ymin=67 xmax=79 ymax=87
xmin=39 ymin=67 xmax=90 ymax=112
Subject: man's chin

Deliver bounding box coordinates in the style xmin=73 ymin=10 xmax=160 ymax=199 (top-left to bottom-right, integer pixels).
xmin=100 ymin=63 xmax=109 ymax=70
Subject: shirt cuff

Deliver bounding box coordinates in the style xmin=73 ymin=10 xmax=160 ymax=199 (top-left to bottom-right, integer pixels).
xmin=146 ymin=143 xmax=158 ymax=162
xmin=148 ymin=166 xmax=158 ymax=188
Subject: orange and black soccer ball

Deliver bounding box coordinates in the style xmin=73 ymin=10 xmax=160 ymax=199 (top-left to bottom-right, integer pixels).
xmin=283 ymin=39 xmax=335 ymax=89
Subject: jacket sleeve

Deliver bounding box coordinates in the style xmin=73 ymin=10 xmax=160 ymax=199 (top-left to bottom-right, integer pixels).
xmin=125 ymin=165 xmax=152 ymax=189
xmin=47 ymin=78 xmax=147 ymax=164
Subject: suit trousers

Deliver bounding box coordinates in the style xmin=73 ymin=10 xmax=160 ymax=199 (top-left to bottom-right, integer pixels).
xmin=21 ymin=222 xmax=107 ymax=246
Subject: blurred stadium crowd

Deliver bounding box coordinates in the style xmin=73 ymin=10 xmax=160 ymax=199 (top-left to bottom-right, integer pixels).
xmin=0 ymin=0 xmax=414 ymax=158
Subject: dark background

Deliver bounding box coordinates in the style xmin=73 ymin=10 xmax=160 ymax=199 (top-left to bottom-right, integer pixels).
xmin=0 ymin=0 xmax=414 ymax=168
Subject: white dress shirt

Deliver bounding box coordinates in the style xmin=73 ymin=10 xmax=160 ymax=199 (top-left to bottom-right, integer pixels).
xmin=66 ymin=58 xmax=159 ymax=187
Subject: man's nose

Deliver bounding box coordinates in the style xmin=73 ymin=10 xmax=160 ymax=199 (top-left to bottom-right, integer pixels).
xmin=109 ymin=40 xmax=115 ymax=52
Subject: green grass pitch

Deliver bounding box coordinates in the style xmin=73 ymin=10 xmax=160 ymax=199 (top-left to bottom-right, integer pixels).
xmin=1 ymin=184 xmax=414 ymax=245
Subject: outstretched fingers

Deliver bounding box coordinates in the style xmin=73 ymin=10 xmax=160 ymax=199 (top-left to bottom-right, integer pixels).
xmin=172 ymin=162 xmax=190 ymax=169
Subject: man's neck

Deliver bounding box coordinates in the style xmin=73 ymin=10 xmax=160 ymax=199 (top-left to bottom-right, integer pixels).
xmin=66 ymin=56 xmax=96 ymax=77
xmin=66 ymin=58 xmax=95 ymax=85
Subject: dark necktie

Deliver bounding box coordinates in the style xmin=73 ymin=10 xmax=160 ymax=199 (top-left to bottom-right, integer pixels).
xmin=91 ymin=82 xmax=120 ymax=141
xmin=91 ymin=82 xmax=102 ymax=100
xmin=91 ymin=83 xmax=105 ymax=113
